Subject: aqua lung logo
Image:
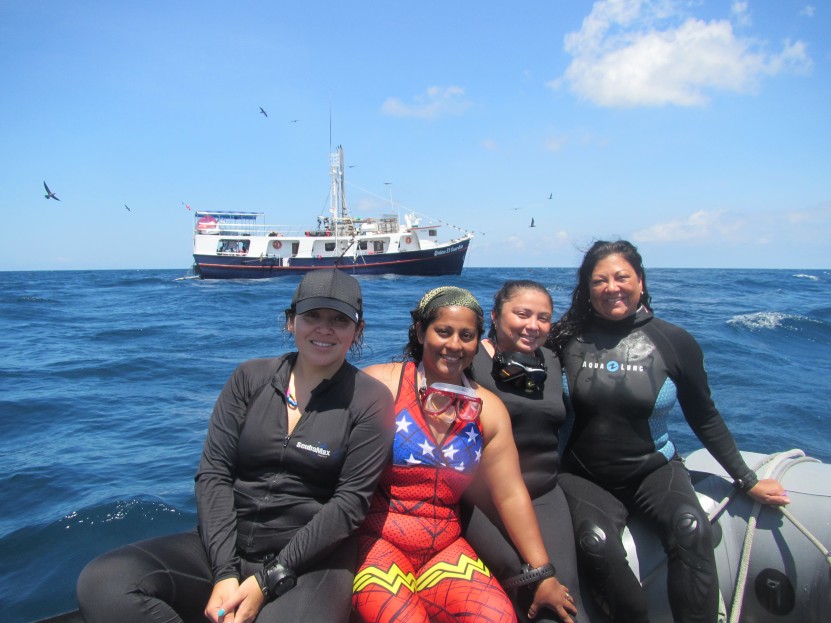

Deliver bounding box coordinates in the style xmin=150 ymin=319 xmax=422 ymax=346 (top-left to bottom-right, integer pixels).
xmin=582 ymin=360 xmax=645 ymax=373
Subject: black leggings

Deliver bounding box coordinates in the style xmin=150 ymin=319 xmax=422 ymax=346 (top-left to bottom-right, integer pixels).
xmin=76 ymin=530 xmax=357 ymax=623
xmin=462 ymin=485 xmax=590 ymax=623
xmin=558 ymin=458 xmax=717 ymax=623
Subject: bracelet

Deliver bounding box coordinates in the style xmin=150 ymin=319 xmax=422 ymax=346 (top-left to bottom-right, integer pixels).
xmin=502 ymin=562 xmax=557 ymax=589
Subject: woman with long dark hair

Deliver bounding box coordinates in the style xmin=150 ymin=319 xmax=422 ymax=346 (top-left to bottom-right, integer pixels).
xmin=552 ymin=240 xmax=789 ymax=623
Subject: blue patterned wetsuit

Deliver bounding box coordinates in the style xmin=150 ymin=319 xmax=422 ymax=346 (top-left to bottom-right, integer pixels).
xmin=558 ymin=307 xmax=757 ymax=623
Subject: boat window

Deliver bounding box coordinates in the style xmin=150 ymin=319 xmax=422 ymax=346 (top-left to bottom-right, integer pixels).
xmin=291 ymin=242 xmax=299 ymax=255
xmin=429 ymin=229 xmax=438 ymax=236
xmin=217 ymin=239 xmax=249 ymax=255
xmin=358 ymin=241 xmax=368 ymax=250
xmin=325 ymin=242 xmax=336 ymax=252
xmin=373 ymin=240 xmax=384 ymax=253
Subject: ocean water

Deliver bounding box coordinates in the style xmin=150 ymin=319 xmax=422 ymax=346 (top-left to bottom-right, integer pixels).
xmin=1 ymin=267 xmax=830 ymax=622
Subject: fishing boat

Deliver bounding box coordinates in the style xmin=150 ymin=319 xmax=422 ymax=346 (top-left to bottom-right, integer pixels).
xmin=190 ymin=146 xmax=473 ymax=280
xmin=35 ymin=448 xmax=830 ymax=623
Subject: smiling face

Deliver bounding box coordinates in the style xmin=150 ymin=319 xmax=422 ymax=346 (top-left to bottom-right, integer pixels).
xmin=417 ymin=306 xmax=479 ymax=384
xmin=589 ymin=254 xmax=643 ymax=321
xmin=492 ymin=288 xmax=553 ymax=354
xmin=288 ymin=308 xmax=361 ymax=376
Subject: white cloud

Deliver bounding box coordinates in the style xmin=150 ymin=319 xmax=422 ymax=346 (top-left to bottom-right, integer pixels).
xmin=633 ymin=209 xmax=738 ymax=242
xmin=554 ymin=0 xmax=813 ymax=107
xmin=731 ymin=1 xmax=751 ymax=28
xmin=633 ymin=203 xmax=831 ymax=244
xmin=381 ymin=86 xmax=471 ymax=120
xmin=799 ymin=5 xmax=815 ymax=18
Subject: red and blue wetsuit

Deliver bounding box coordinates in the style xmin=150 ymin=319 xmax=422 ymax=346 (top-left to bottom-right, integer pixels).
xmin=352 ymin=362 xmax=517 ymax=623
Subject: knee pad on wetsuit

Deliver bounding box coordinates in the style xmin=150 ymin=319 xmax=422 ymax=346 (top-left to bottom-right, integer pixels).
xmin=670 ymin=503 xmax=713 ymax=571
xmin=576 ymin=521 xmax=610 ymax=572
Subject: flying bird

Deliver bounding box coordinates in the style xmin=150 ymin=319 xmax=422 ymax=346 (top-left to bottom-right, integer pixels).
xmin=290 ymin=119 xmax=299 ymax=123
xmin=530 ymin=218 xmax=536 ymax=228
xmin=259 ymin=107 xmax=268 ymax=117
xmin=509 ymin=207 xmax=522 ymax=211
xmin=124 ymin=204 xmax=131 ymax=212
xmin=548 ymin=193 xmax=553 ymax=200
xmin=43 ymin=181 xmax=60 ymax=201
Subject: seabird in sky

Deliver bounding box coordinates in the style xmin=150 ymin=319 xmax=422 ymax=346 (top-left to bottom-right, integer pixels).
xmin=124 ymin=204 xmax=131 ymax=212
xmin=530 ymin=218 xmax=536 ymax=227
xmin=43 ymin=181 xmax=60 ymax=201
xmin=290 ymin=119 xmax=299 ymax=123
xmin=548 ymin=193 xmax=553 ymax=199
xmin=259 ymin=107 xmax=268 ymax=117
xmin=509 ymin=207 xmax=522 ymax=211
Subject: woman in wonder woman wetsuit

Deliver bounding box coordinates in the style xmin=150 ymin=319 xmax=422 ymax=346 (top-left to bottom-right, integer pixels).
xmin=551 ymin=240 xmax=789 ymax=623
xmin=352 ymin=286 xmax=577 ymax=623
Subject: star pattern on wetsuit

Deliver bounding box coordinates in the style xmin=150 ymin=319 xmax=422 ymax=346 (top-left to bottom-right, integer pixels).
xmin=392 ymin=408 xmax=483 ymax=473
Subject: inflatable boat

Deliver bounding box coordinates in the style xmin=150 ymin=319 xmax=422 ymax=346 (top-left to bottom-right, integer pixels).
xmin=34 ymin=449 xmax=831 ymax=623
xmin=596 ymin=449 xmax=831 ymax=623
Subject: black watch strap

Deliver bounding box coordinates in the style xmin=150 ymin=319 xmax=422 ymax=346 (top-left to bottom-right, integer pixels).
xmin=502 ymin=562 xmax=557 ymax=589
xmin=735 ymin=471 xmax=759 ymax=492
xmin=256 ymin=561 xmax=297 ymax=601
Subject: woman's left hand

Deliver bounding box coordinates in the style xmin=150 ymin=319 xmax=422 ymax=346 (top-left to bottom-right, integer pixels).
xmin=528 ymin=576 xmax=578 ymax=622
xmin=747 ymin=478 xmax=791 ymax=506
xmin=214 ymin=575 xmax=266 ymax=623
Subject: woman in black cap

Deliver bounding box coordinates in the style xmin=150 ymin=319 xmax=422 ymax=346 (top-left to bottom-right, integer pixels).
xmin=77 ymin=269 xmax=395 ymax=623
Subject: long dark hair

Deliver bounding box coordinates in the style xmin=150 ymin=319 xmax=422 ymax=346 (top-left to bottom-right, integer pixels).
xmin=487 ymin=280 xmax=553 ymax=343
xmin=548 ymin=240 xmax=651 ymax=355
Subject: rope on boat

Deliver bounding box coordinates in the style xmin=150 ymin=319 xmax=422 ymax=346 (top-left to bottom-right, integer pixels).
xmin=728 ymin=449 xmax=831 ymax=623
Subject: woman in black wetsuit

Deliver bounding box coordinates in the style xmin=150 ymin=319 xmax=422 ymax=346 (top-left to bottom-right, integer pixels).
xmin=550 ymin=240 xmax=789 ymax=623
xmin=76 ymin=269 xmax=394 ymax=623
xmin=462 ymin=280 xmax=588 ymax=623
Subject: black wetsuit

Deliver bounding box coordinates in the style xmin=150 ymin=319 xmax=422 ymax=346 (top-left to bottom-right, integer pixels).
xmin=77 ymin=354 xmax=394 ymax=623
xmin=557 ymin=308 xmax=756 ymax=623
xmin=462 ymin=344 xmax=589 ymax=623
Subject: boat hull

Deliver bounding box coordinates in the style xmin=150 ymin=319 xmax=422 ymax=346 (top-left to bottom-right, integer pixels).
xmin=193 ymin=238 xmax=471 ymax=280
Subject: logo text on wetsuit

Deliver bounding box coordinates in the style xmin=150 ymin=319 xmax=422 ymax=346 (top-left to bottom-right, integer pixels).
xmin=296 ymin=442 xmax=332 ymax=457
xmin=582 ymin=359 xmax=644 ymax=372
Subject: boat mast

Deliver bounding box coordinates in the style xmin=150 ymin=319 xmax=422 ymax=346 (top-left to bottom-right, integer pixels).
xmin=329 ymin=146 xmax=349 ymax=227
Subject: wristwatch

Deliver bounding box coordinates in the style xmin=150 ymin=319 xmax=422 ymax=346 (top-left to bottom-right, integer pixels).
xmin=502 ymin=562 xmax=557 ymax=589
xmin=735 ymin=471 xmax=759 ymax=492
xmin=256 ymin=561 xmax=297 ymax=601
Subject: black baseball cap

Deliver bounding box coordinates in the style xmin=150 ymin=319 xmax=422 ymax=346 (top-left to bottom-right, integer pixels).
xmin=291 ymin=269 xmax=362 ymax=323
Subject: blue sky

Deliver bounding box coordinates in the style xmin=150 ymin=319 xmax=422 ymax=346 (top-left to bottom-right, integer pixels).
xmin=1 ymin=0 xmax=828 ymax=270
